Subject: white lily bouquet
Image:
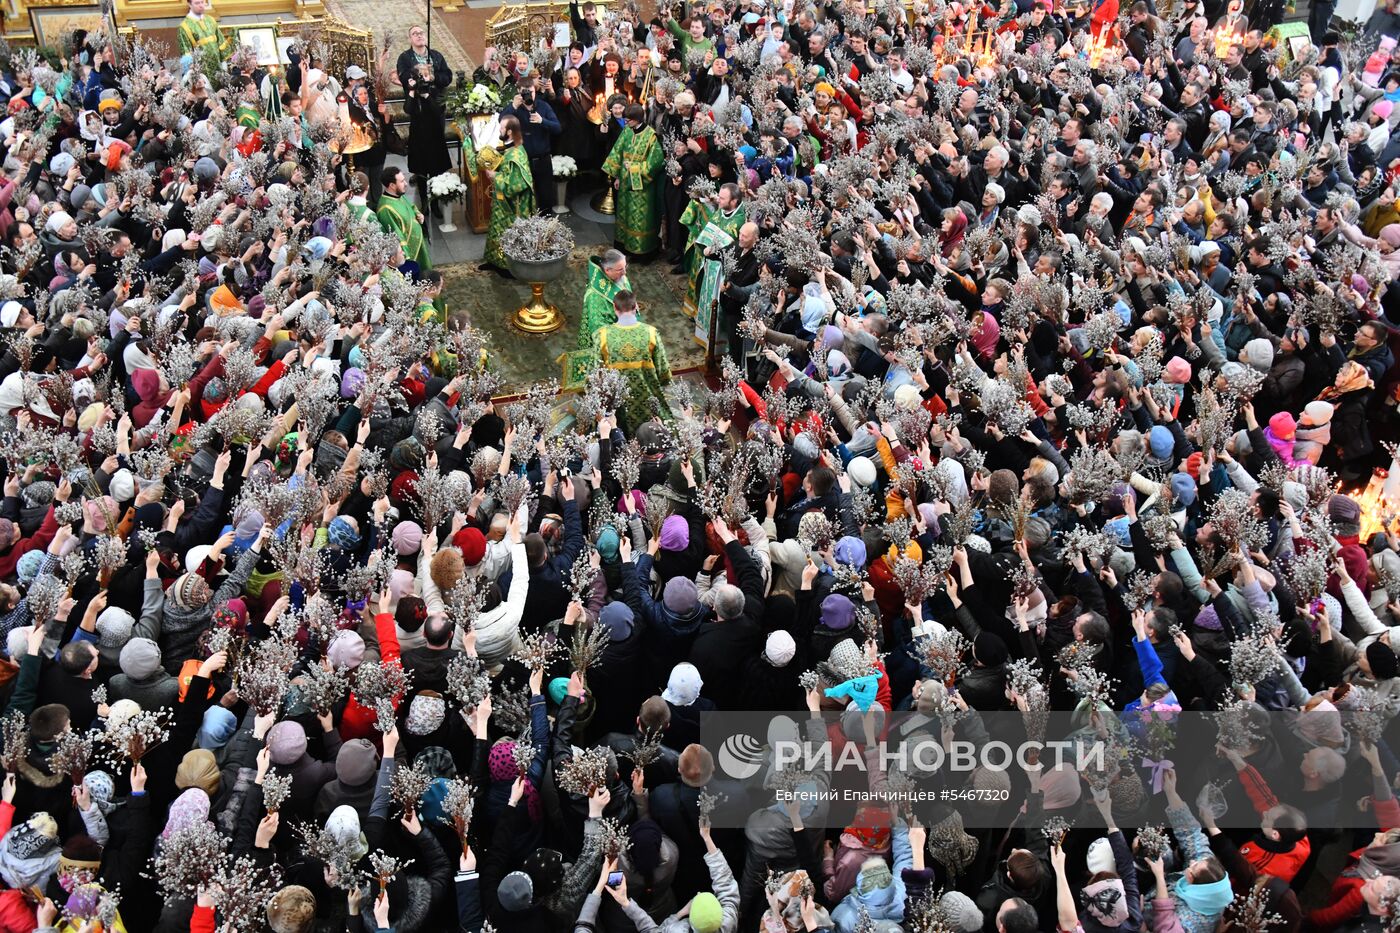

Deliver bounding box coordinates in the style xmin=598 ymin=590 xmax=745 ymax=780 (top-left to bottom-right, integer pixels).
xmin=551 ymin=155 xmax=578 ymax=177
xmin=428 ymin=171 xmax=467 ymax=203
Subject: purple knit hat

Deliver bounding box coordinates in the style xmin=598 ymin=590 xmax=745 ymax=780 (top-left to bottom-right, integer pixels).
xmin=1195 ymin=605 xmax=1222 ymax=631
xmin=659 ymin=515 xmax=689 ymax=551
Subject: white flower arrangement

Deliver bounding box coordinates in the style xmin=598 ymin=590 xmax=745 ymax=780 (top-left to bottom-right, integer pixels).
xmin=465 ymin=83 xmax=500 ymax=114
xmin=428 ymin=171 xmax=466 ymax=202
xmin=551 ymin=155 xmax=578 ymax=177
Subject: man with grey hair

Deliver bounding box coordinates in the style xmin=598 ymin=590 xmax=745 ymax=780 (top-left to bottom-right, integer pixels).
xmin=577 ymin=248 xmax=632 ymax=349
xmin=689 ymin=519 xmax=767 ymax=710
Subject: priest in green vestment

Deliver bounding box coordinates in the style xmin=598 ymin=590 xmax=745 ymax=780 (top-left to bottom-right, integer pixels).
xmin=576 ymin=249 xmax=636 ymax=349
xmin=179 ymin=0 xmax=231 ymax=62
xmin=602 ymin=104 xmax=663 ymax=259
xmin=377 ymin=166 xmax=431 ymax=270
xmin=681 ymin=182 xmax=746 ymax=318
xmin=592 ymin=289 xmax=671 ymax=431
xmin=233 ymin=78 xmax=261 ymax=131
xmin=346 ymin=172 xmax=379 ymax=231
xmin=483 ymin=115 xmax=538 ymax=272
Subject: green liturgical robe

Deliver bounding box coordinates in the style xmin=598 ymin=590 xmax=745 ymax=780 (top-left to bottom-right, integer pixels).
xmin=602 ymin=126 xmax=663 ymax=258
xmin=681 ymin=202 xmax=745 ymax=318
xmin=576 ymin=259 xmax=636 ymax=350
xmin=484 ymin=144 xmax=537 ymax=271
xmin=593 ymin=320 xmax=671 ymax=429
xmin=179 ymin=13 xmax=231 ymax=60
xmin=377 ymin=194 xmax=430 ymax=270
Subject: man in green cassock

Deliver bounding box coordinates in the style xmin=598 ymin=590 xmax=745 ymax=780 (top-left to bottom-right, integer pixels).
xmin=483 ymin=114 xmax=537 ymax=273
xmin=347 ymin=171 xmax=379 ymax=231
xmin=593 ymin=289 xmax=671 ymax=431
xmin=179 ymin=0 xmax=231 ymax=63
xmin=576 ymin=249 xmax=637 ymax=349
xmin=602 ymin=103 xmax=663 ymax=260
xmin=377 ymin=166 xmax=431 ymax=270
xmin=681 ymin=182 xmax=746 ymax=319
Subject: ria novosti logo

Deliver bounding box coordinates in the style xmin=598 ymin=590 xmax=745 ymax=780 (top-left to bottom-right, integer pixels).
xmin=717 ymin=733 xmax=765 ymax=780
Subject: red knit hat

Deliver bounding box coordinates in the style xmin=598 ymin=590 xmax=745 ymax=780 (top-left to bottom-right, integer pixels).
xmin=389 ymin=471 xmax=420 ymax=508
xmin=454 ymin=527 xmax=487 ymax=566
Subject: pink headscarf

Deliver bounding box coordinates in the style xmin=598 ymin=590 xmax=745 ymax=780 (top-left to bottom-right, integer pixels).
xmin=162 ymin=787 xmax=211 ymax=838
xmin=971 ymin=311 xmax=1001 ymax=360
xmin=1041 ymin=763 xmax=1083 ymax=810
xmin=489 ymin=741 xmax=542 ymax=821
xmin=1379 ymin=225 xmax=1400 ymax=281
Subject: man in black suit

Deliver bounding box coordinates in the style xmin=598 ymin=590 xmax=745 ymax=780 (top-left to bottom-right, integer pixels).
xmin=718 ymin=222 xmax=761 ymax=366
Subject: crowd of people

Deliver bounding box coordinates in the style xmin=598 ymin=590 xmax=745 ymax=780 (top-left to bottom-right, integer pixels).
xmin=2 ymin=0 xmax=1400 ymax=930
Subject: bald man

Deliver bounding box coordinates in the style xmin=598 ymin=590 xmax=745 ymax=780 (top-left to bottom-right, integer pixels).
xmin=718 ymin=222 xmax=762 ymax=366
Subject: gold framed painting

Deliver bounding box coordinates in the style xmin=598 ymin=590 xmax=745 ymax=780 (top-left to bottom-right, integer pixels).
xmin=236 ymin=25 xmax=279 ymax=66
xmin=29 ymin=3 xmax=105 ymax=53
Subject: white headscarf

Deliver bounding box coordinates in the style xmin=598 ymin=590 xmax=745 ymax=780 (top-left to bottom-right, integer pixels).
xmin=44 ymin=211 xmax=73 ymax=235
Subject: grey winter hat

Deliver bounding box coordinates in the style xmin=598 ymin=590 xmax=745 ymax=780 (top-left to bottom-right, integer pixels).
xmin=95 ymin=607 xmax=134 ymax=649
xmin=118 ymin=637 xmax=161 ymax=679
xmin=941 ymin=891 xmax=984 ymax=933
xmin=499 ymin=871 xmax=533 ymax=912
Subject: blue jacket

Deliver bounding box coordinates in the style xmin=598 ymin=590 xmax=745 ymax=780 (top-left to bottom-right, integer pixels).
xmin=621 ymin=554 xmax=707 ymax=649
xmin=830 ymin=824 xmax=913 ymax=930
xmin=501 ymin=98 xmax=561 ymax=158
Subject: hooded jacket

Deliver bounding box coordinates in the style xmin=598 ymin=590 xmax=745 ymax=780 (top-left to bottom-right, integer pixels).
xmin=829 ymin=826 xmax=913 ymax=930
xmin=622 ymin=555 xmax=706 ymax=664
xmin=129 ymin=368 xmax=171 ymax=429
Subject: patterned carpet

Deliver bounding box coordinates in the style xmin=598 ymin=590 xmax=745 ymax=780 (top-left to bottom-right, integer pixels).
xmin=439 ymin=250 xmax=707 ymax=394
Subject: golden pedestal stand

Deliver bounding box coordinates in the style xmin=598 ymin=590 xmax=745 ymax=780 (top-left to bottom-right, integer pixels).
xmin=591 ymin=186 xmax=615 ymax=215
xmin=512 ymin=283 xmax=563 ymax=333
xmin=504 ymin=255 xmax=567 ymax=334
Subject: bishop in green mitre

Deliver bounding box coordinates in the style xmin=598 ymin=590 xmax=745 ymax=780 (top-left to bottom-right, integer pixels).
xmin=601 ymin=103 xmax=663 ymax=260
xmin=681 ymin=182 xmax=746 ymax=318
xmin=179 ymin=0 xmax=231 ymax=62
xmin=483 ymin=115 xmax=537 ymax=272
xmin=378 ymin=167 xmax=431 ymax=270
xmin=576 ymin=250 xmax=636 ymax=350
xmin=593 ymin=289 xmax=671 ymax=432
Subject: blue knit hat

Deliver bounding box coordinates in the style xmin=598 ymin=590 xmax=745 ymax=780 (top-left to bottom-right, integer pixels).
xmin=15 ymin=551 xmax=43 ymax=586
xmin=1149 ymin=425 xmax=1174 ymax=460
xmin=1170 ymin=473 xmax=1197 ymax=507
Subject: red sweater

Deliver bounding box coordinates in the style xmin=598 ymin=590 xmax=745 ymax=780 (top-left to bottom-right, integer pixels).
xmin=1238 ymin=836 xmax=1310 ymax=883
xmin=190 ymin=903 xmax=217 ymax=933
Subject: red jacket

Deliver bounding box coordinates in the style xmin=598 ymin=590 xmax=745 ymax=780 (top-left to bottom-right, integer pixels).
xmin=0 ymin=802 xmax=34 ymax=933
xmin=339 ymin=612 xmax=403 ymax=741
xmin=0 ymin=506 xmax=56 ymax=580
xmin=1238 ymin=837 xmax=1311 ymax=883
